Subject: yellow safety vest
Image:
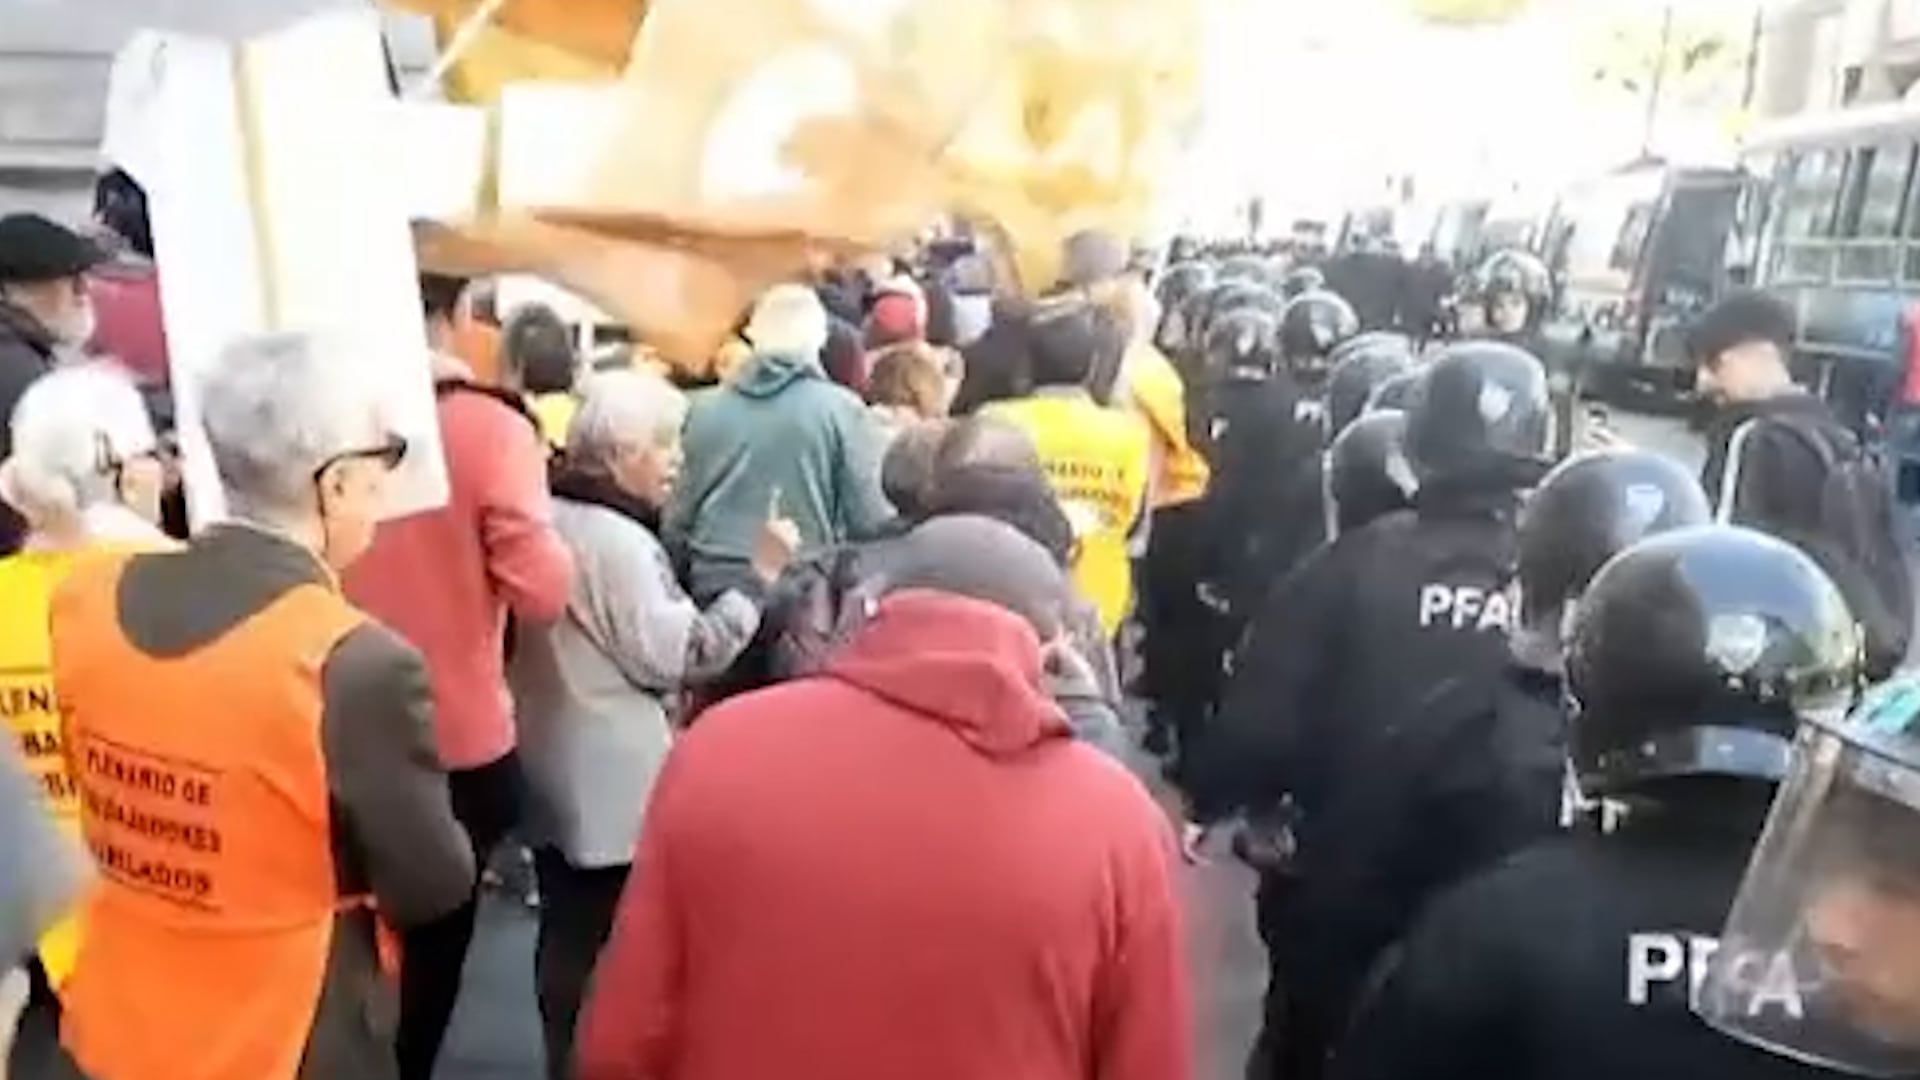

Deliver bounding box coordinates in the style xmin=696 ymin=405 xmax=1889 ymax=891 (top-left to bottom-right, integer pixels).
xmin=1121 ymin=342 xmax=1210 ymax=509
xmin=985 ymin=392 xmax=1151 ymax=636
xmin=0 ymin=550 xmax=89 ymax=984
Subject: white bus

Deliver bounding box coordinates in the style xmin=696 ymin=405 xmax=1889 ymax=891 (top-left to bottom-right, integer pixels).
xmin=1742 ymin=100 xmax=1920 ymax=389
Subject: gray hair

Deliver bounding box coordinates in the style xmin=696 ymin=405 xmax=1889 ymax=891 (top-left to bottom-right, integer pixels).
xmin=565 ymin=369 xmax=687 ymax=471
xmin=880 ymin=419 xmax=952 ymax=517
xmin=0 ymin=361 xmax=156 ymax=524
xmin=932 ymin=415 xmax=1041 ymax=477
xmin=198 ymin=331 xmax=385 ymax=521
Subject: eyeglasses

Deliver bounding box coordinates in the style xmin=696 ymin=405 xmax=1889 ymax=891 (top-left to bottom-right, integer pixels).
xmin=313 ymin=433 xmax=409 ymax=483
xmin=93 ymin=431 xmax=167 ymax=485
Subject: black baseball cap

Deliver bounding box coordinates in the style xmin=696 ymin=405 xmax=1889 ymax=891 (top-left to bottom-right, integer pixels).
xmin=0 ymin=213 xmax=107 ymax=284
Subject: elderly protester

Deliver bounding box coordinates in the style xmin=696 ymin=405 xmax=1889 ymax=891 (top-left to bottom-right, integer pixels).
xmin=45 ymin=331 xmax=474 ymax=1080
xmin=0 ymin=214 xmax=109 ymax=555
xmin=0 ymin=362 xmax=172 ymax=1072
xmin=668 ymin=284 xmax=890 ymax=603
xmin=576 ymin=515 xmax=1189 ymax=1080
xmin=510 ymin=370 xmax=797 ymax=1080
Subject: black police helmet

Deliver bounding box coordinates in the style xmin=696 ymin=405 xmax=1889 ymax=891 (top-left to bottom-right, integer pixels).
xmin=1282 ymin=265 xmax=1326 ymax=299
xmin=1366 ymin=369 xmax=1422 ymax=414
xmin=1568 ymin=525 xmax=1863 ymax=798
xmin=1153 ymin=262 xmax=1215 ymax=352
xmin=1519 ymin=448 xmax=1711 ymax=635
xmin=1402 ymin=341 xmax=1551 ymax=488
xmin=1327 ymin=334 xmax=1417 ymax=433
xmin=1203 ymin=308 xmax=1284 ymax=377
xmin=1279 ymin=289 xmax=1360 ymax=365
xmin=1475 ymin=249 xmax=1553 ymax=304
xmin=1218 ymin=253 xmax=1274 ymax=288
xmin=1327 ymin=410 xmax=1416 ymax=535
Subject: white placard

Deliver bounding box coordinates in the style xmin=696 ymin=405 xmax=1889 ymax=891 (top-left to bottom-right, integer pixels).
xmin=494 ymin=83 xmax=626 ymax=208
xmin=125 ymin=9 xmax=449 ymax=529
xmin=382 ymin=101 xmax=490 ymax=222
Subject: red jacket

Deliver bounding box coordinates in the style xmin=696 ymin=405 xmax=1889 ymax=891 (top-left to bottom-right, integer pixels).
xmin=345 ymin=380 xmax=573 ymax=769
xmin=577 ymin=591 xmax=1192 ymax=1080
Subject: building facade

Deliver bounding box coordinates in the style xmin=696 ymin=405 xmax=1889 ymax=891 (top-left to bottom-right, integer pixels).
xmin=1756 ymin=0 xmax=1920 ymax=120
xmin=0 ymin=0 xmax=434 ymax=220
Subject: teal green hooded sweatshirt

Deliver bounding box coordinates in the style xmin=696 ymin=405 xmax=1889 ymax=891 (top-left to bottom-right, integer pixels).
xmin=666 ymin=351 xmax=891 ymax=601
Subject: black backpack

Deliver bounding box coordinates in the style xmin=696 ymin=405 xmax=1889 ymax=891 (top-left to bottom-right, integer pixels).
xmin=1759 ymin=416 xmax=1913 ymax=680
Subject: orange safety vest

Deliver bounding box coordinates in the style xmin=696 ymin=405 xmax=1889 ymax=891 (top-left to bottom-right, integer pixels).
xmin=50 ymin=556 xmax=368 ymax=1080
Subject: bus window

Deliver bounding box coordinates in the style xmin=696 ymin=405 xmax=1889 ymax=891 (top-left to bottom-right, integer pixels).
xmin=1851 ymin=143 xmax=1915 ymax=238
xmin=1609 ymin=203 xmax=1657 ymax=272
xmin=1780 ymin=149 xmax=1845 ymax=239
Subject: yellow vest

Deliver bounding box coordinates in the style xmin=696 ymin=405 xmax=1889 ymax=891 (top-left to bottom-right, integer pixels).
xmin=530 ymin=391 xmax=578 ymax=450
xmin=985 ymin=392 xmax=1151 ymax=636
xmin=0 ymin=550 xmax=88 ymax=984
xmin=1122 ymin=343 xmax=1210 ymax=509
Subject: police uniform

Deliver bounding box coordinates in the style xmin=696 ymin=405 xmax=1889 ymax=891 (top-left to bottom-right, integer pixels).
xmin=1329 ymin=796 xmax=1827 ymax=1080
xmin=1333 ymin=525 xmax=1864 ymax=1080
xmin=1191 ymin=342 xmax=1557 ymax=1080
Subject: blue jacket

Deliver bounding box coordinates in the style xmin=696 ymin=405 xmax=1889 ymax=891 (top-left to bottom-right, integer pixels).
xmin=666 ymin=352 xmax=891 ymax=601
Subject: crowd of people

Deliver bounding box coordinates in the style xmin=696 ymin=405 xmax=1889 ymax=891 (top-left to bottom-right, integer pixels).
xmin=2 ymin=159 xmax=1920 ymax=1080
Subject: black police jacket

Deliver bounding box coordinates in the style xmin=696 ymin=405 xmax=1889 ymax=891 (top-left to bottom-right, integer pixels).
xmin=1331 ymin=790 xmax=1832 ymax=1080
xmin=1196 ymin=371 xmax=1326 ymax=616
xmin=1189 ymin=496 xmax=1522 ymax=826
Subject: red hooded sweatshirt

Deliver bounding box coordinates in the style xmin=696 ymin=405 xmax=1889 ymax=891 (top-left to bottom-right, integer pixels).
xmin=576 ymin=590 xmax=1192 ymax=1080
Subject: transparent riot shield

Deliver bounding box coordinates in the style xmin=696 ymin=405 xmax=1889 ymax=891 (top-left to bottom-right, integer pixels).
xmin=1695 ymin=679 xmax=1920 ymax=1077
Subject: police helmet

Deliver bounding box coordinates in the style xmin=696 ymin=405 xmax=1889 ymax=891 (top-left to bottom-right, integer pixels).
xmin=1401 ymin=341 xmax=1551 ymax=488
xmin=1366 ymin=369 xmax=1422 ymax=414
xmin=1218 ymin=253 xmax=1274 ymax=288
xmin=1279 ymin=289 xmax=1360 ymax=368
xmin=1518 ymin=449 xmax=1711 ymax=640
xmin=1203 ymin=308 xmax=1284 ymax=378
xmin=1326 ymin=334 xmax=1417 ymax=433
xmin=1567 ymin=525 xmax=1862 ymax=799
xmin=1474 ymin=249 xmax=1553 ymax=304
xmin=1281 ymin=265 xmax=1326 ymax=300
xmin=1188 ymin=281 xmax=1285 ymax=363
xmin=1153 ymin=261 xmax=1215 ymax=352
xmin=1325 ymin=410 xmax=1417 ymax=537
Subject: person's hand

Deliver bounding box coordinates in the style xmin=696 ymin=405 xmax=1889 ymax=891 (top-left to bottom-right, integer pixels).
xmin=1040 ymin=636 xmax=1100 ymax=702
xmin=751 ymin=487 xmax=802 ymax=584
xmin=1180 ymin=821 xmax=1212 ymax=866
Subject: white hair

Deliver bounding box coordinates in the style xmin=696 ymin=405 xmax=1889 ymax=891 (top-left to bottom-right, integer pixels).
xmin=197 ymin=331 xmax=384 ymax=521
xmin=745 ymin=283 xmax=828 ymax=359
xmin=0 ymin=361 xmax=157 ymax=526
xmin=566 ymin=369 xmax=688 ymax=470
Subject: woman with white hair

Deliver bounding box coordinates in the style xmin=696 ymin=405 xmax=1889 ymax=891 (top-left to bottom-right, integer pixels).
xmin=0 ymin=361 xmax=169 ymax=1071
xmin=41 ymin=331 xmax=474 ymax=1080
xmin=511 ymin=369 xmax=797 ymax=1080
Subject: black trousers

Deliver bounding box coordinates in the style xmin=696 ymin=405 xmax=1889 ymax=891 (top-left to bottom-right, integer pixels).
xmin=1139 ymin=503 xmax=1228 ymax=766
xmin=533 ymin=848 xmax=630 ymax=1080
xmin=397 ymin=751 xmax=525 ymax=1080
xmin=7 ymin=957 xmax=61 ymax=1079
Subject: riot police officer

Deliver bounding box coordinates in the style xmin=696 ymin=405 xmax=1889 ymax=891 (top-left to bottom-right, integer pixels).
xmin=1152 ymin=260 xmax=1215 ymax=355
xmin=1467 ymin=249 xmax=1572 ymax=455
xmin=1419 ymin=448 xmax=1714 ymax=852
xmin=1333 ymin=525 xmax=1864 ymax=1080
xmin=1471 ymin=249 xmax=1554 ymax=346
xmin=1699 ymin=673 xmax=1920 ymax=1076
xmin=1323 ymin=410 xmax=1416 ymax=539
xmin=1190 ymin=340 xmax=1554 ymax=1080
xmin=1279 ymin=289 xmax=1361 ymax=391
xmin=1326 ymin=332 xmax=1416 ymax=434
xmin=1283 ymin=265 xmax=1328 ymax=300
xmin=1189 ymin=306 xmax=1326 ymax=613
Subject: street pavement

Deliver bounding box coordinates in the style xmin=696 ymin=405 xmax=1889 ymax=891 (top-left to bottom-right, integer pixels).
xmin=438 ymin=407 xmax=1708 ymax=1080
